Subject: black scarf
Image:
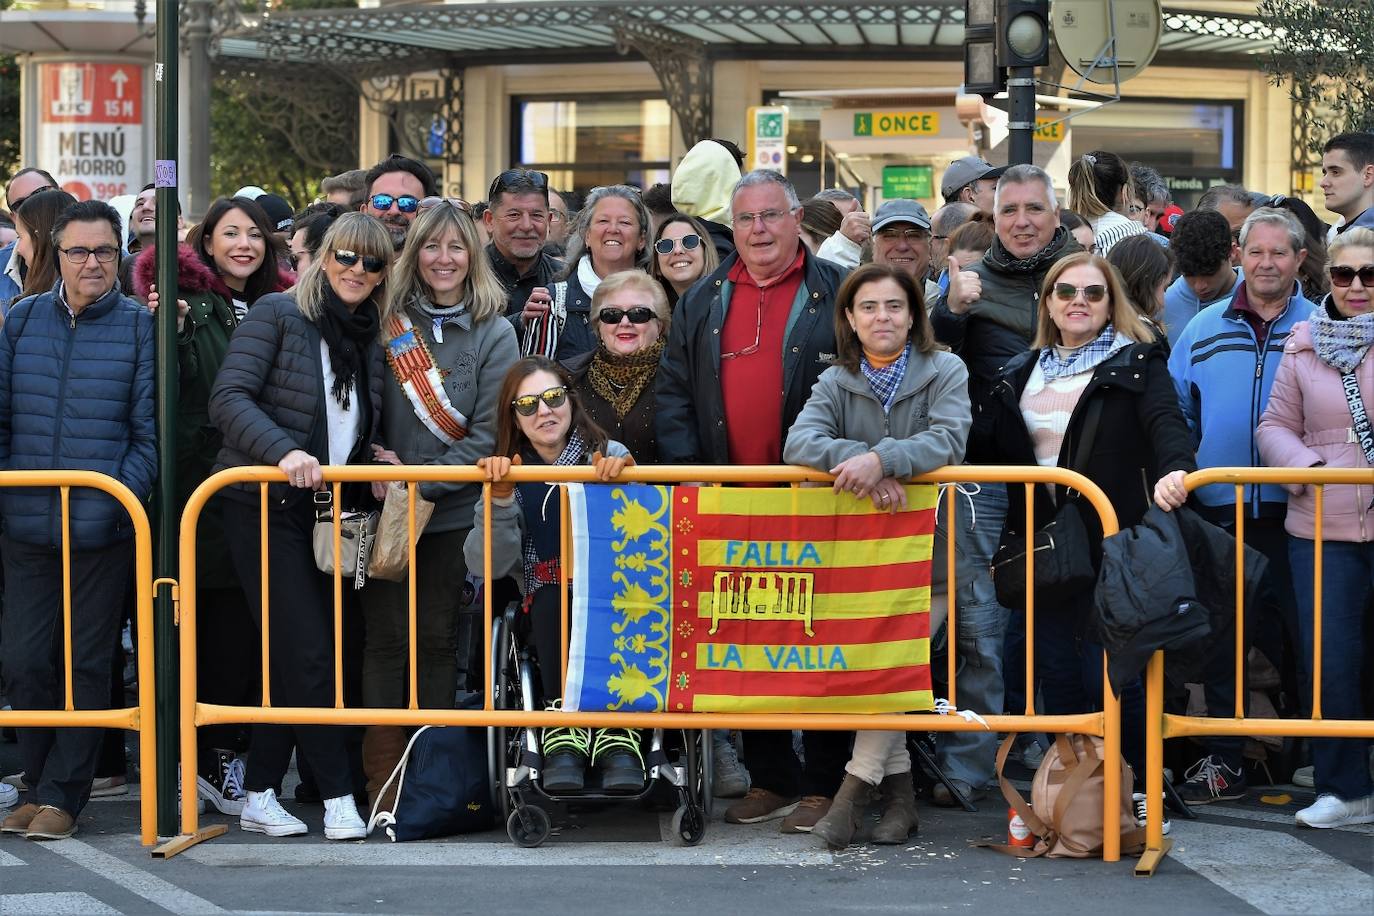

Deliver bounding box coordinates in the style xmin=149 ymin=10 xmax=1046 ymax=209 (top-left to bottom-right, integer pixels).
xmin=986 ymin=225 xmax=1075 ymax=275
xmin=318 ymin=286 xmax=379 ymax=409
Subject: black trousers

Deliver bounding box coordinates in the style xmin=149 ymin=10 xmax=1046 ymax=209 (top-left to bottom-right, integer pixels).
xmin=1 ymin=534 xmax=132 ymax=816
xmin=743 ymin=729 xmax=851 ymax=799
xmin=196 ymin=585 xmax=259 ymax=757
xmin=223 ymin=496 xmax=354 ymax=800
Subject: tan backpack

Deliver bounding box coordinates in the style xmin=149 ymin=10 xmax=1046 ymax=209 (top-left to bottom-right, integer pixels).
xmin=986 ymin=733 xmax=1145 ymax=858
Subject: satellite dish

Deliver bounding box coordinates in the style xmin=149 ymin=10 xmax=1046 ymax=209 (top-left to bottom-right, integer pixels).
xmin=1052 ymin=0 xmax=1162 ymax=84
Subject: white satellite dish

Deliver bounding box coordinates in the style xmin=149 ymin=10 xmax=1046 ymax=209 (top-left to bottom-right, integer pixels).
xmin=1052 ymin=0 xmax=1162 ymax=84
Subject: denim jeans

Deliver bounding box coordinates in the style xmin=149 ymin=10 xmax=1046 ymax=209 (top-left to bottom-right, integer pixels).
xmin=931 ymin=482 xmax=1010 ymax=790
xmin=1289 ymin=537 xmax=1374 ymax=801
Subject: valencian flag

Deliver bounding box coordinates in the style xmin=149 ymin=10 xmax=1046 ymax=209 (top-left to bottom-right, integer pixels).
xmin=564 ymin=483 xmax=936 ymax=714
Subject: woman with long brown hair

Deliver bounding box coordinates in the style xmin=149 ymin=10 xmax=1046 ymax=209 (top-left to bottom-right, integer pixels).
xmin=12 ymin=189 xmax=78 ymax=301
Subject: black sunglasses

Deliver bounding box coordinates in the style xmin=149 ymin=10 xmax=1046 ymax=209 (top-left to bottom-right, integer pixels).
xmin=654 ymin=233 xmax=701 ymax=255
xmin=369 ymin=193 xmax=419 ymax=213
xmin=597 ymin=306 xmax=657 ymax=325
xmin=334 ymin=249 xmax=387 ymax=273
xmin=511 ymin=385 xmax=568 ymax=416
xmin=8 ymin=185 xmax=59 ymax=212
xmin=489 ymin=169 xmax=549 ymax=201
xmin=1052 ymin=283 xmax=1108 ymax=303
xmin=1331 ymin=265 xmax=1374 ymax=288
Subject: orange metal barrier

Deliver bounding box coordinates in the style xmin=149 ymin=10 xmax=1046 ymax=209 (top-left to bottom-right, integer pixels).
xmin=159 ymin=464 xmax=1123 ymax=860
xmin=0 ymin=471 xmax=157 ymax=847
xmin=1137 ymin=467 xmax=1374 ymax=876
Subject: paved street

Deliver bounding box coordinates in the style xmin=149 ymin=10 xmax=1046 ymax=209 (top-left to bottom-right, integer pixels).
xmin=1 ymin=742 xmax=1370 ymax=915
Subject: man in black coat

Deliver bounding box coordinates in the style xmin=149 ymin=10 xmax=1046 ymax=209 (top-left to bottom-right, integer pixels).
xmin=482 ymin=169 xmax=564 ymax=321
xmin=656 ymin=169 xmax=850 ymax=833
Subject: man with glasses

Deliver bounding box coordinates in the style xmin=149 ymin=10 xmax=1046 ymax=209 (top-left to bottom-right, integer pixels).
xmin=482 ymin=169 xmax=563 ymax=320
xmin=545 ymin=188 xmax=576 ymax=254
xmin=657 ymin=169 xmax=850 ymax=835
xmin=0 ymin=200 xmax=156 ymax=841
xmin=360 ymin=154 xmax=438 ymax=250
xmin=1 ymin=168 xmax=60 ymax=312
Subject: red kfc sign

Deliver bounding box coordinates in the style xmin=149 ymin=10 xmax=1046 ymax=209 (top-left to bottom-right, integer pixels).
xmin=38 ymin=63 xmax=145 ymax=201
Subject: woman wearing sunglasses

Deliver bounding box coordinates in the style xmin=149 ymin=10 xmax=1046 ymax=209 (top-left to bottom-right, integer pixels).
xmin=1257 ymin=227 xmax=1374 ymax=829
xmin=465 ymin=357 xmax=640 ymax=793
xmin=560 ymin=270 xmax=669 ymax=463
xmin=650 ymin=213 xmax=719 ymax=309
xmin=980 ymin=251 xmax=1194 ymax=818
xmin=209 ymin=213 xmax=395 ymax=841
xmin=357 ymin=200 xmax=519 ymax=806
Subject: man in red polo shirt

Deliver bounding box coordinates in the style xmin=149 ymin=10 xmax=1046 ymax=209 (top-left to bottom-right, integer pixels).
xmin=657 ymin=170 xmax=850 ymax=833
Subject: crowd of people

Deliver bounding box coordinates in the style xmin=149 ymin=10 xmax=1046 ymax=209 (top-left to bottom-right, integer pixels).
xmin=0 ymin=128 xmax=1371 ymax=846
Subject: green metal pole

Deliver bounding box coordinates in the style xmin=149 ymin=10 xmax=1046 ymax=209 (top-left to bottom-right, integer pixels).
xmin=153 ymin=0 xmax=180 ymax=840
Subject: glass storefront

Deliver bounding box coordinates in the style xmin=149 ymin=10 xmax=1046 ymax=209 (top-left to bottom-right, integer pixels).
xmin=764 ymin=93 xmax=827 ymax=198
xmin=512 ymin=95 xmax=672 ymax=198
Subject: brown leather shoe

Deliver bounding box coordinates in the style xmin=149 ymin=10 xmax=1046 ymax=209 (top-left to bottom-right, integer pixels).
xmin=723 ymin=787 xmax=800 ymax=824
xmin=1 ymin=802 xmax=40 ymax=834
xmin=780 ymin=794 xmax=832 ymax=833
xmin=25 ymin=805 xmax=76 ymax=841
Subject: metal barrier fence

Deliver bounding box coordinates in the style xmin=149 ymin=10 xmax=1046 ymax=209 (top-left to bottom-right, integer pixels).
xmin=1136 ymin=467 xmax=1374 ymax=876
xmin=0 ymin=471 xmax=158 ymax=847
xmin=157 ymin=464 xmax=1124 ymax=860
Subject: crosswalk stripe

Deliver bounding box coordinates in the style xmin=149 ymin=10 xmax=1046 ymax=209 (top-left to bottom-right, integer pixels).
xmin=0 ymin=848 xmax=25 ymax=866
xmin=39 ymin=838 xmax=226 ymax=914
xmin=0 ymin=892 xmax=120 ymax=914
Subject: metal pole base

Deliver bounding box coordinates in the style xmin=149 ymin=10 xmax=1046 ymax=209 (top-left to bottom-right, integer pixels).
xmin=151 ymin=824 xmax=228 ymax=859
xmin=1134 ymin=837 xmax=1173 ymax=877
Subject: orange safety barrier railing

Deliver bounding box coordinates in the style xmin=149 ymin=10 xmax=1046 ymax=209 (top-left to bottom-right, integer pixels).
xmin=158 ymin=464 xmax=1123 ymax=860
xmin=0 ymin=471 xmax=157 ymax=847
xmin=1136 ymin=467 xmax=1374 ymax=877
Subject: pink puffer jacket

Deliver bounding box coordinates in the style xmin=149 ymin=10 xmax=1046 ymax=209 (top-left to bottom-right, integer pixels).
xmin=1256 ymin=320 xmax=1374 ymax=542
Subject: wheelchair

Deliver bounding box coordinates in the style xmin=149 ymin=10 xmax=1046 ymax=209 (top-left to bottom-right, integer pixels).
xmin=487 ymin=602 xmax=712 ymax=848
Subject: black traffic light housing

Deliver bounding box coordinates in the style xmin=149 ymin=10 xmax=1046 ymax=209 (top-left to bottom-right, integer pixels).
xmin=962 ymin=0 xmax=1005 ymax=97
xmin=997 ymin=0 xmax=1051 ymax=69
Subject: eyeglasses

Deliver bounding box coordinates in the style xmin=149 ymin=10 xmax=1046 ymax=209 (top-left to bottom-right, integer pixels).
xmin=57 ymin=245 xmax=119 ymax=264
xmin=8 ymin=185 xmax=58 ymax=212
xmin=549 ymin=209 xmax=568 ymax=224
xmin=1331 ymin=265 xmax=1374 ymax=288
xmin=333 ymin=249 xmax=387 ymax=273
xmin=732 ymin=209 xmax=792 ymax=229
xmin=1127 ymin=204 xmax=1146 ymax=216
xmin=720 ymin=305 xmax=763 ymax=361
xmin=597 ymin=306 xmax=657 ymax=325
xmin=488 ymin=169 xmax=549 ymax=201
xmin=418 ymin=196 xmax=470 ymax=213
xmin=876 ymin=228 xmax=930 ymax=242
xmin=369 ymin=194 xmax=419 ymax=214
xmin=1052 ymin=283 xmax=1108 ymax=303
xmin=511 ymin=385 xmax=568 ymax=416
xmin=654 ymin=233 xmax=701 ymax=255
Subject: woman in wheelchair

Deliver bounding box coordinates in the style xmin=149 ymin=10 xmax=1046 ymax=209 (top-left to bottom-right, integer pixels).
xmin=464 ymin=356 xmax=640 ymax=792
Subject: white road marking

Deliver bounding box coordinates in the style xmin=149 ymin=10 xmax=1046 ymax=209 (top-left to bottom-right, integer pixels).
xmin=1199 ymin=803 xmax=1374 ymax=836
xmin=38 ymin=838 xmax=226 ymax=914
xmin=0 ymin=892 xmax=119 ymax=914
xmin=0 ymin=849 xmax=24 ymax=866
xmin=1169 ymin=820 xmax=1374 ymax=915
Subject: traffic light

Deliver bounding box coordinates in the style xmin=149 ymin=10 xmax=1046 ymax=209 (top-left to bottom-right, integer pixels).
xmin=997 ymin=0 xmax=1050 ymax=68
xmin=962 ymin=0 xmax=1005 ymax=96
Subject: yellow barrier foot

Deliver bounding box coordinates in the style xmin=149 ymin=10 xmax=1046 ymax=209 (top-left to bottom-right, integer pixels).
xmin=1134 ymin=838 xmax=1173 ymax=877
xmin=151 ymin=825 xmax=229 ymax=859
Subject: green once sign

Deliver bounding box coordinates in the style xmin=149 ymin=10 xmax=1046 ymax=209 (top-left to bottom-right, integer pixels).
xmin=757 ymin=112 xmax=784 ymax=139
xmin=882 ymin=165 xmax=934 ymax=199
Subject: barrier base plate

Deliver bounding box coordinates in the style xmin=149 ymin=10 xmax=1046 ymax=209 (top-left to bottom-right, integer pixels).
xmin=1134 ymin=838 xmax=1173 ymax=877
xmin=151 ymin=825 xmax=228 ymax=859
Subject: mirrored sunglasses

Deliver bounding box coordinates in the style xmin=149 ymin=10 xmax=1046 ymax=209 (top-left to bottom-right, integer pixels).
xmin=333 ymin=249 xmax=387 ymax=273
xmin=511 ymin=385 xmax=568 ymax=416
xmin=369 ymin=193 xmax=419 ymax=213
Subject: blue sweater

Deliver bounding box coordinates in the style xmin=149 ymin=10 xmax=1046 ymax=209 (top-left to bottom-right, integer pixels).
xmin=1162 ymin=269 xmax=1242 ymax=348
xmin=0 ymin=283 xmax=157 ymax=548
xmin=1167 ymin=285 xmax=1315 ymax=520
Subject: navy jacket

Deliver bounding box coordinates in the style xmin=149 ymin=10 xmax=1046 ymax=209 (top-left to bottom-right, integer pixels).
xmin=0 ymin=282 xmax=157 ymax=548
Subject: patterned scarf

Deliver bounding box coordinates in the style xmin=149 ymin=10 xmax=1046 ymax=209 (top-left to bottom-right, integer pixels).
xmin=516 ymin=428 xmax=592 ymax=591
xmin=859 ymin=343 xmax=911 ymax=413
xmin=1310 ymin=298 xmax=1374 ymax=374
xmin=1038 ymin=324 xmax=1130 ymax=380
xmin=587 ymin=338 xmax=665 ymax=419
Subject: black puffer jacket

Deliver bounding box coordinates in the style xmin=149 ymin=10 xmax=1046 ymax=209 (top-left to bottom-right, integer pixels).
xmin=552 ymin=270 xmax=596 ymax=363
xmin=209 ymin=292 xmax=385 ymax=505
xmin=655 ymin=248 xmax=848 ymax=465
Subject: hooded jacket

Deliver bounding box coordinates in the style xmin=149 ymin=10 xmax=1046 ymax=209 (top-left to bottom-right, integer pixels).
xmin=1256 ymin=311 xmax=1374 ymax=542
xmin=671 ymin=141 xmax=740 ymax=259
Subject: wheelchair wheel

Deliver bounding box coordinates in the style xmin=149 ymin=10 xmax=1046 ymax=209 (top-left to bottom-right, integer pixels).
xmin=668 ymin=803 xmax=705 ymax=847
xmin=488 ymin=611 xmax=513 ymax=813
xmin=507 ymin=805 xmax=551 ymax=848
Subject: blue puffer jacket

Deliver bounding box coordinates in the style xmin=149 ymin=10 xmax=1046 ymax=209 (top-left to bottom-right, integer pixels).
xmin=0 ymin=242 xmax=21 ymax=315
xmin=0 ymin=282 xmax=157 ymax=548
xmin=1168 ymin=283 xmax=1315 ymax=521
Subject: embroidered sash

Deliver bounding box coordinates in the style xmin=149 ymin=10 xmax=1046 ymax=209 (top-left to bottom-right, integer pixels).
xmin=384 ymin=312 xmax=469 ymax=445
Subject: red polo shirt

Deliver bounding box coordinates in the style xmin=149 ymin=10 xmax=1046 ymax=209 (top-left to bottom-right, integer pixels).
xmin=721 ymin=248 xmax=805 ymax=465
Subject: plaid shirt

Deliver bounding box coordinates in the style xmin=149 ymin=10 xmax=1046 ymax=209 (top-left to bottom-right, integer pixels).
xmin=859 ymin=343 xmax=911 ymax=413
xmin=517 ymin=428 xmax=590 ymax=592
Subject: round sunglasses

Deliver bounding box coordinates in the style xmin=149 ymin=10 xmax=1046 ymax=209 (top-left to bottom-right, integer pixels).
xmin=654 ymin=233 xmax=701 ymax=255
xmin=511 ymin=385 xmax=568 ymax=416
xmin=334 ymin=249 xmax=387 ymax=273
xmin=369 ymin=193 xmax=419 ymax=214
xmin=596 ymin=306 xmax=657 ymax=325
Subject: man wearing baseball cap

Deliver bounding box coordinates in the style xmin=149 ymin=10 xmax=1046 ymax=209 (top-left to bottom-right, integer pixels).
xmin=940 ymin=156 xmax=1005 ymax=215
xmin=869 ymin=199 xmax=942 ymax=304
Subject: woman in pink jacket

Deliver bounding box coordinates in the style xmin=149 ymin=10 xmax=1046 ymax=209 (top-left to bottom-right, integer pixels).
xmin=1256 ymin=226 xmax=1374 ymax=830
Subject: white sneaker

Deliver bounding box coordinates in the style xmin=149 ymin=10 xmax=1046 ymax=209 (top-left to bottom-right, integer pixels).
xmin=1 ymin=771 xmax=25 ymax=791
xmin=0 ymin=782 xmax=17 ymax=809
xmin=1292 ymin=765 xmax=1315 ymax=788
xmin=240 ymin=788 xmax=307 ymax=837
xmin=1133 ymin=792 xmax=1172 ymax=836
xmin=1295 ymin=793 xmax=1374 ymax=829
xmin=322 ymin=794 xmax=366 ymax=840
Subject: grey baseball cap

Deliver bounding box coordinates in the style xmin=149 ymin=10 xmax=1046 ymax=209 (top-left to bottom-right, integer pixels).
xmin=940 ymin=156 xmax=1005 ymax=199
xmin=871 ymin=199 xmax=932 ymax=232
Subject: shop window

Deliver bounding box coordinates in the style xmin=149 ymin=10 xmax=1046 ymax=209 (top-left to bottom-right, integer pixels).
xmin=763 ymin=94 xmax=827 ymax=199
xmin=512 ymin=95 xmax=672 ymax=199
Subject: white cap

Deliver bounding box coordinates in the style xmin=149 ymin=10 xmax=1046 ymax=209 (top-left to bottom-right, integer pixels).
xmin=234 ymin=186 xmax=267 ymax=200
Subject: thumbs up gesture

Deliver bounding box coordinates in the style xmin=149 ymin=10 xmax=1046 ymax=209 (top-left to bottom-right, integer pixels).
xmin=945 ymin=256 xmax=982 ymax=315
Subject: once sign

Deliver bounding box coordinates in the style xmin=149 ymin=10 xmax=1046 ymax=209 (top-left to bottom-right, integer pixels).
xmin=853 ymin=111 xmax=941 ymax=138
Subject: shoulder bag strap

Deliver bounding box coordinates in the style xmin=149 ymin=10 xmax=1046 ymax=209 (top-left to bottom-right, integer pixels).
xmin=1340 ymin=370 xmax=1374 ymax=467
